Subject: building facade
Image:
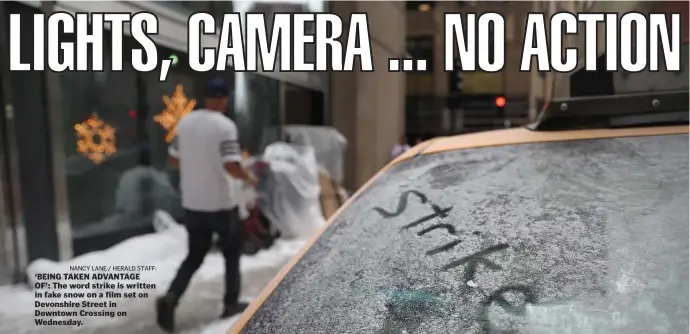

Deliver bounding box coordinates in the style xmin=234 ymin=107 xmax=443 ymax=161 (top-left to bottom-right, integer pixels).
xmin=403 ymin=1 xmax=625 ymax=136
xmin=0 ymin=0 xmax=406 ymax=283
xmin=407 ymin=1 xmax=535 ymax=100
xmin=329 ymin=1 xmax=407 ymax=189
xmin=549 ymin=1 xmax=689 ymax=101
xmin=405 ymin=0 xmax=535 ymax=137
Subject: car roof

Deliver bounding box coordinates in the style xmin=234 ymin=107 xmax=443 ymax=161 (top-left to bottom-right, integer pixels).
xmin=228 ymin=124 xmax=689 ymax=333
xmin=398 ymin=125 xmax=689 ymax=161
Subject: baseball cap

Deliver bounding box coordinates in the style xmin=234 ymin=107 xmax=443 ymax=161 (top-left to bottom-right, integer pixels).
xmin=204 ymin=77 xmax=231 ymax=98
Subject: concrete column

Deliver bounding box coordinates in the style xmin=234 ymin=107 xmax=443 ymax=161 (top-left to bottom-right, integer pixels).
xmin=330 ymin=1 xmax=406 ymax=190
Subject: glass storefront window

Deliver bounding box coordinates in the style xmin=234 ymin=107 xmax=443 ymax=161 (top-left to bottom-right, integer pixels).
xmin=144 ymin=72 xmax=197 ymax=169
xmin=242 ymin=2 xmax=320 ymax=69
xmin=234 ymin=1 xmax=326 ymax=153
xmin=235 ymin=73 xmax=280 ymax=154
xmin=55 ymin=15 xmax=300 ymax=254
xmin=144 ymin=48 xmax=204 ymax=205
xmin=61 ymin=37 xmax=199 ymax=254
xmin=61 ymin=44 xmax=144 ymax=243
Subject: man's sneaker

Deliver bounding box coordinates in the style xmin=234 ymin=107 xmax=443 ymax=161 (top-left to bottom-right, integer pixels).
xmin=221 ymin=302 xmax=249 ymax=318
xmin=156 ymin=294 xmax=177 ymax=332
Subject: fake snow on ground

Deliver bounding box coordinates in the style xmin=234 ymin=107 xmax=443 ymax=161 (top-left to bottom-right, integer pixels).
xmin=0 ymin=211 xmax=307 ymax=334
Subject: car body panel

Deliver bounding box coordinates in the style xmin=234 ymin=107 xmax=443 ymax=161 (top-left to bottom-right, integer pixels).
xmin=227 ymin=125 xmax=689 ymax=333
xmin=418 ymin=126 xmax=689 ymax=156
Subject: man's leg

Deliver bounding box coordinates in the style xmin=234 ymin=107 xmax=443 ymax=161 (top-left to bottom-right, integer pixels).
xmin=214 ymin=208 xmax=247 ymax=317
xmin=156 ymin=210 xmax=213 ymax=332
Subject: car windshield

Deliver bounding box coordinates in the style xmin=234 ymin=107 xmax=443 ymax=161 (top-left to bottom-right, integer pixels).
xmin=242 ymin=133 xmax=689 ymax=334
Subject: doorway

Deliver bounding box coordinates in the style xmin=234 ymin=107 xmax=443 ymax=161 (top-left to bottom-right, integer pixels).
xmin=284 ymin=83 xmax=325 ymax=126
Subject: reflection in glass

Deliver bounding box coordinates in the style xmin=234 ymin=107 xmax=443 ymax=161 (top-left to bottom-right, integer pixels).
xmin=61 ymin=49 xmax=184 ymax=254
xmin=144 ymin=72 xmax=196 ymax=169
xmin=143 ymin=71 xmax=198 ymax=212
xmin=74 ymin=114 xmax=117 ymax=165
xmin=61 ymin=66 xmax=143 ymax=239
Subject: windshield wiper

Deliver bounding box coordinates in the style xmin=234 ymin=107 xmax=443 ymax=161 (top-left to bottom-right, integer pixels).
xmin=527 ymin=90 xmax=689 ymax=131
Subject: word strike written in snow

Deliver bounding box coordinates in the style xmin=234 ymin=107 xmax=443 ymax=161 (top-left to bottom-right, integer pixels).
xmin=445 ymin=12 xmax=681 ymax=72
xmin=9 ymin=11 xmax=682 ymax=79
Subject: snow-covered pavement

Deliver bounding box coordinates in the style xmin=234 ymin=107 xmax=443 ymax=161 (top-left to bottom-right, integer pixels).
xmin=0 ymin=212 xmax=306 ymax=334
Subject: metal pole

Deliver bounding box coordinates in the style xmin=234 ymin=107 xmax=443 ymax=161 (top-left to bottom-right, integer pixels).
xmin=527 ymin=0 xmax=540 ymax=122
xmin=0 ymin=0 xmax=28 ymax=282
xmin=41 ymin=0 xmax=73 ymax=261
xmin=544 ymin=1 xmax=556 ymax=102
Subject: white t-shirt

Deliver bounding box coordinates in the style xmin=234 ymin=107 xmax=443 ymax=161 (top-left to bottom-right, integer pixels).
xmin=168 ymin=109 xmax=243 ymax=212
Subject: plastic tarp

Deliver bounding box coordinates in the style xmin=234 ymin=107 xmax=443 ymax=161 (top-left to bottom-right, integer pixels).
xmin=283 ymin=125 xmax=347 ymax=184
xmin=257 ymin=142 xmax=325 ymax=239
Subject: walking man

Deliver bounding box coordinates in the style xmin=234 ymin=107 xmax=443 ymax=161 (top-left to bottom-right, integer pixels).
xmin=156 ymin=78 xmax=258 ymax=332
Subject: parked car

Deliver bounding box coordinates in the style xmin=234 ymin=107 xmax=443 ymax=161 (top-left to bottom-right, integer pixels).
xmin=228 ymin=88 xmax=689 ymax=333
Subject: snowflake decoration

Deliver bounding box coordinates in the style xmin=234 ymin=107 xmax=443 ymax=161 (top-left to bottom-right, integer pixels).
xmin=155 ymin=84 xmax=197 ymax=143
xmin=75 ymin=113 xmax=116 ymax=165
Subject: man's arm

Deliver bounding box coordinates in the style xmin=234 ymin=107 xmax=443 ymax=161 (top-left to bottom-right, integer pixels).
xmin=219 ymin=123 xmax=254 ymax=183
xmin=168 ymin=136 xmax=180 ymax=168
